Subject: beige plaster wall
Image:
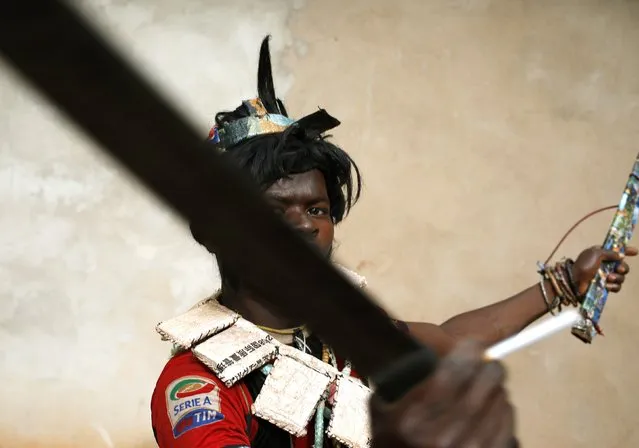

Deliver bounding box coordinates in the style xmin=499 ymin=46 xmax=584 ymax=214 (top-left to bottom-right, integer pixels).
xmin=1 ymin=0 xmax=638 ymax=447
xmin=0 ymin=1 xmax=297 ymax=446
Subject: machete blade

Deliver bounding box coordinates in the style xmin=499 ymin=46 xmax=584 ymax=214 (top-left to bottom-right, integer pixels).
xmin=0 ymin=0 xmax=437 ymax=390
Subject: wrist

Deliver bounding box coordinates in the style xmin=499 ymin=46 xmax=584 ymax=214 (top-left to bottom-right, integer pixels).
xmin=537 ymin=259 xmax=581 ymax=315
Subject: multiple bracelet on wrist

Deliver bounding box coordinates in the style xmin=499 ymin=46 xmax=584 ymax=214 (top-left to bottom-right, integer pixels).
xmin=537 ymin=258 xmax=581 ymax=314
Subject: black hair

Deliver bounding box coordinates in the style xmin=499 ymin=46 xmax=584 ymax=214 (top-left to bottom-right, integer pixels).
xmin=219 ymin=129 xmax=361 ymax=223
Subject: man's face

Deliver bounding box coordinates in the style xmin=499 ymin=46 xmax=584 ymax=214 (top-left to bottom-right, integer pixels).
xmin=264 ymin=169 xmax=334 ymax=258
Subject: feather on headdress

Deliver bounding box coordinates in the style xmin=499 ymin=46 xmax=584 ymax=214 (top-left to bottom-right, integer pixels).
xmin=209 ymin=36 xmax=340 ymax=150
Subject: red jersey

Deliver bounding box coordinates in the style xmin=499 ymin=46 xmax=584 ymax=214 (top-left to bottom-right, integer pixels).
xmin=152 ymin=321 xmax=407 ymax=447
xmin=151 ymin=351 xmax=360 ymax=448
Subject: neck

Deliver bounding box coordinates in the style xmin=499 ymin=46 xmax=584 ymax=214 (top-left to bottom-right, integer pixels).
xmin=220 ymin=284 xmax=304 ymax=330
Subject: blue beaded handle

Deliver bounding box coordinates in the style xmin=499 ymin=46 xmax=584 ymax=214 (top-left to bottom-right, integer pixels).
xmin=572 ymin=153 xmax=639 ymax=342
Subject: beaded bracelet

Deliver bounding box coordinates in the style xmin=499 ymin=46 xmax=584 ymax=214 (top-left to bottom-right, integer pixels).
xmin=552 ymin=263 xmax=579 ymax=306
xmin=538 ymin=273 xmax=560 ymax=315
xmin=557 ymin=259 xmax=581 ymax=305
xmin=546 ymin=267 xmax=566 ymax=305
xmin=537 ymin=259 xmax=581 ymax=313
xmin=537 ymin=263 xmax=561 ymax=314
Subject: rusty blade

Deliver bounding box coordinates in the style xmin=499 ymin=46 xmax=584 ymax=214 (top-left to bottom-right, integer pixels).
xmin=0 ymin=0 xmax=436 ymax=382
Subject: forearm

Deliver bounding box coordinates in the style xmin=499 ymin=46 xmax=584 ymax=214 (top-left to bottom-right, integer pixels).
xmin=407 ymin=279 xmax=556 ymax=349
xmin=405 ymin=247 xmax=633 ymax=353
xmin=439 ymin=281 xmax=551 ymax=344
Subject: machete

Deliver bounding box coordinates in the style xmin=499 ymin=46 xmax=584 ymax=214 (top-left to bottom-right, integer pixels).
xmin=0 ymin=0 xmax=437 ymax=400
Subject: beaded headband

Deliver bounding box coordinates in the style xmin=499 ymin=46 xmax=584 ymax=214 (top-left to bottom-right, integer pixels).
xmin=207 ymin=36 xmax=340 ymax=151
xmin=208 ymin=98 xmax=295 ymax=149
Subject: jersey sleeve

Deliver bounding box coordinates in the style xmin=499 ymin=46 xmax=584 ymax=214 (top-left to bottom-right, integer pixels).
xmin=151 ymin=353 xmax=254 ymax=448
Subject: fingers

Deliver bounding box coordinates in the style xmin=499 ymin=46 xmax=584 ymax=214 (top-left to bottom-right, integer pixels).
xmin=590 ymin=247 xmax=634 ymax=293
xmin=436 ymin=361 xmax=509 ymax=447
xmin=600 ymin=249 xmax=625 ymax=262
xmin=395 ymin=341 xmax=484 ymax=438
xmin=606 ymin=268 xmax=625 ymax=291
xmin=410 ymin=340 xmax=485 ymax=408
xmin=493 ymin=416 xmax=517 ymax=448
xmin=462 ymin=361 xmax=507 ymax=415
xmin=372 ymin=341 xmax=516 ymax=448
xmin=430 ymin=340 xmax=485 ymax=392
xmin=600 ymin=246 xmax=637 ymax=262
xmin=608 ymin=260 xmax=631 ymax=292
xmin=460 ymin=389 xmax=515 ymax=448
xmin=606 ymin=282 xmax=622 ymax=292
xmin=615 ymin=261 xmax=630 ymax=275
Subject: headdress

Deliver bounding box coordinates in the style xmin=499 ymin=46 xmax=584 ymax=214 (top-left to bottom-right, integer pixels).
xmin=208 ymin=36 xmax=340 ymax=150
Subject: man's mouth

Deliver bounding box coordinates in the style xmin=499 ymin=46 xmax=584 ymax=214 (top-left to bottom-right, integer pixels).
xmin=298 ymin=235 xmax=331 ymax=259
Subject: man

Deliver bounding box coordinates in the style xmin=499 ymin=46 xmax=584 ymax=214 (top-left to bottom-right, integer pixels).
xmin=151 ymin=37 xmax=635 ymax=447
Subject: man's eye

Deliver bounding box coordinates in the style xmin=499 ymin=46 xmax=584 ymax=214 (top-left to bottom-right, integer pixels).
xmin=308 ymin=207 xmax=328 ymax=216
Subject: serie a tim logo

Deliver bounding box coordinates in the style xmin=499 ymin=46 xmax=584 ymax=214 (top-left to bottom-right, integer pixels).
xmin=166 ymin=376 xmax=225 ymax=438
xmin=173 ymin=408 xmax=224 ymax=438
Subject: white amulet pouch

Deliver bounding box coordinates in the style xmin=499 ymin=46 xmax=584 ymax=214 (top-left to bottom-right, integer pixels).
xmin=192 ymin=319 xmax=277 ymax=387
xmin=327 ymin=375 xmax=372 ymax=448
xmin=252 ymin=347 xmax=338 ymax=437
xmin=156 ymin=298 xmax=239 ymax=348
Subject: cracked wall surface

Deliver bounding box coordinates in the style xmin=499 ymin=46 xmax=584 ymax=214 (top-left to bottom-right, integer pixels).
xmin=1 ymin=1 xmax=638 ymax=446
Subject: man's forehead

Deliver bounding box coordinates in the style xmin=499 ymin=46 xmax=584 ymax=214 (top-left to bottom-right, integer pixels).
xmin=265 ymin=171 xmax=328 ymax=198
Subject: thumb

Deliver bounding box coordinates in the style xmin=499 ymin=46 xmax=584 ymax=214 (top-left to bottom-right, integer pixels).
xmin=577 ymin=279 xmax=590 ymax=297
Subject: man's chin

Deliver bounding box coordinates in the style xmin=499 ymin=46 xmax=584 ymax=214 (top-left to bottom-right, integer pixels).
xmin=323 ymin=245 xmax=333 ymax=260
xmin=313 ymin=245 xmax=332 ymax=260
xmin=304 ymin=239 xmax=332 ymax=260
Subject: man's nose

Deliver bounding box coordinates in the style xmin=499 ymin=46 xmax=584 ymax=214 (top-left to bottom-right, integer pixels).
xmin=287 ymin=209 xmax=318 ymax=237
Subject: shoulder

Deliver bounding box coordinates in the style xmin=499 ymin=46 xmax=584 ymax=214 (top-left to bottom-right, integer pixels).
xmin=152 ymin=351 xmax=252 ymax=415
xmin=151 ymin=351 xmax=255 ymax=447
